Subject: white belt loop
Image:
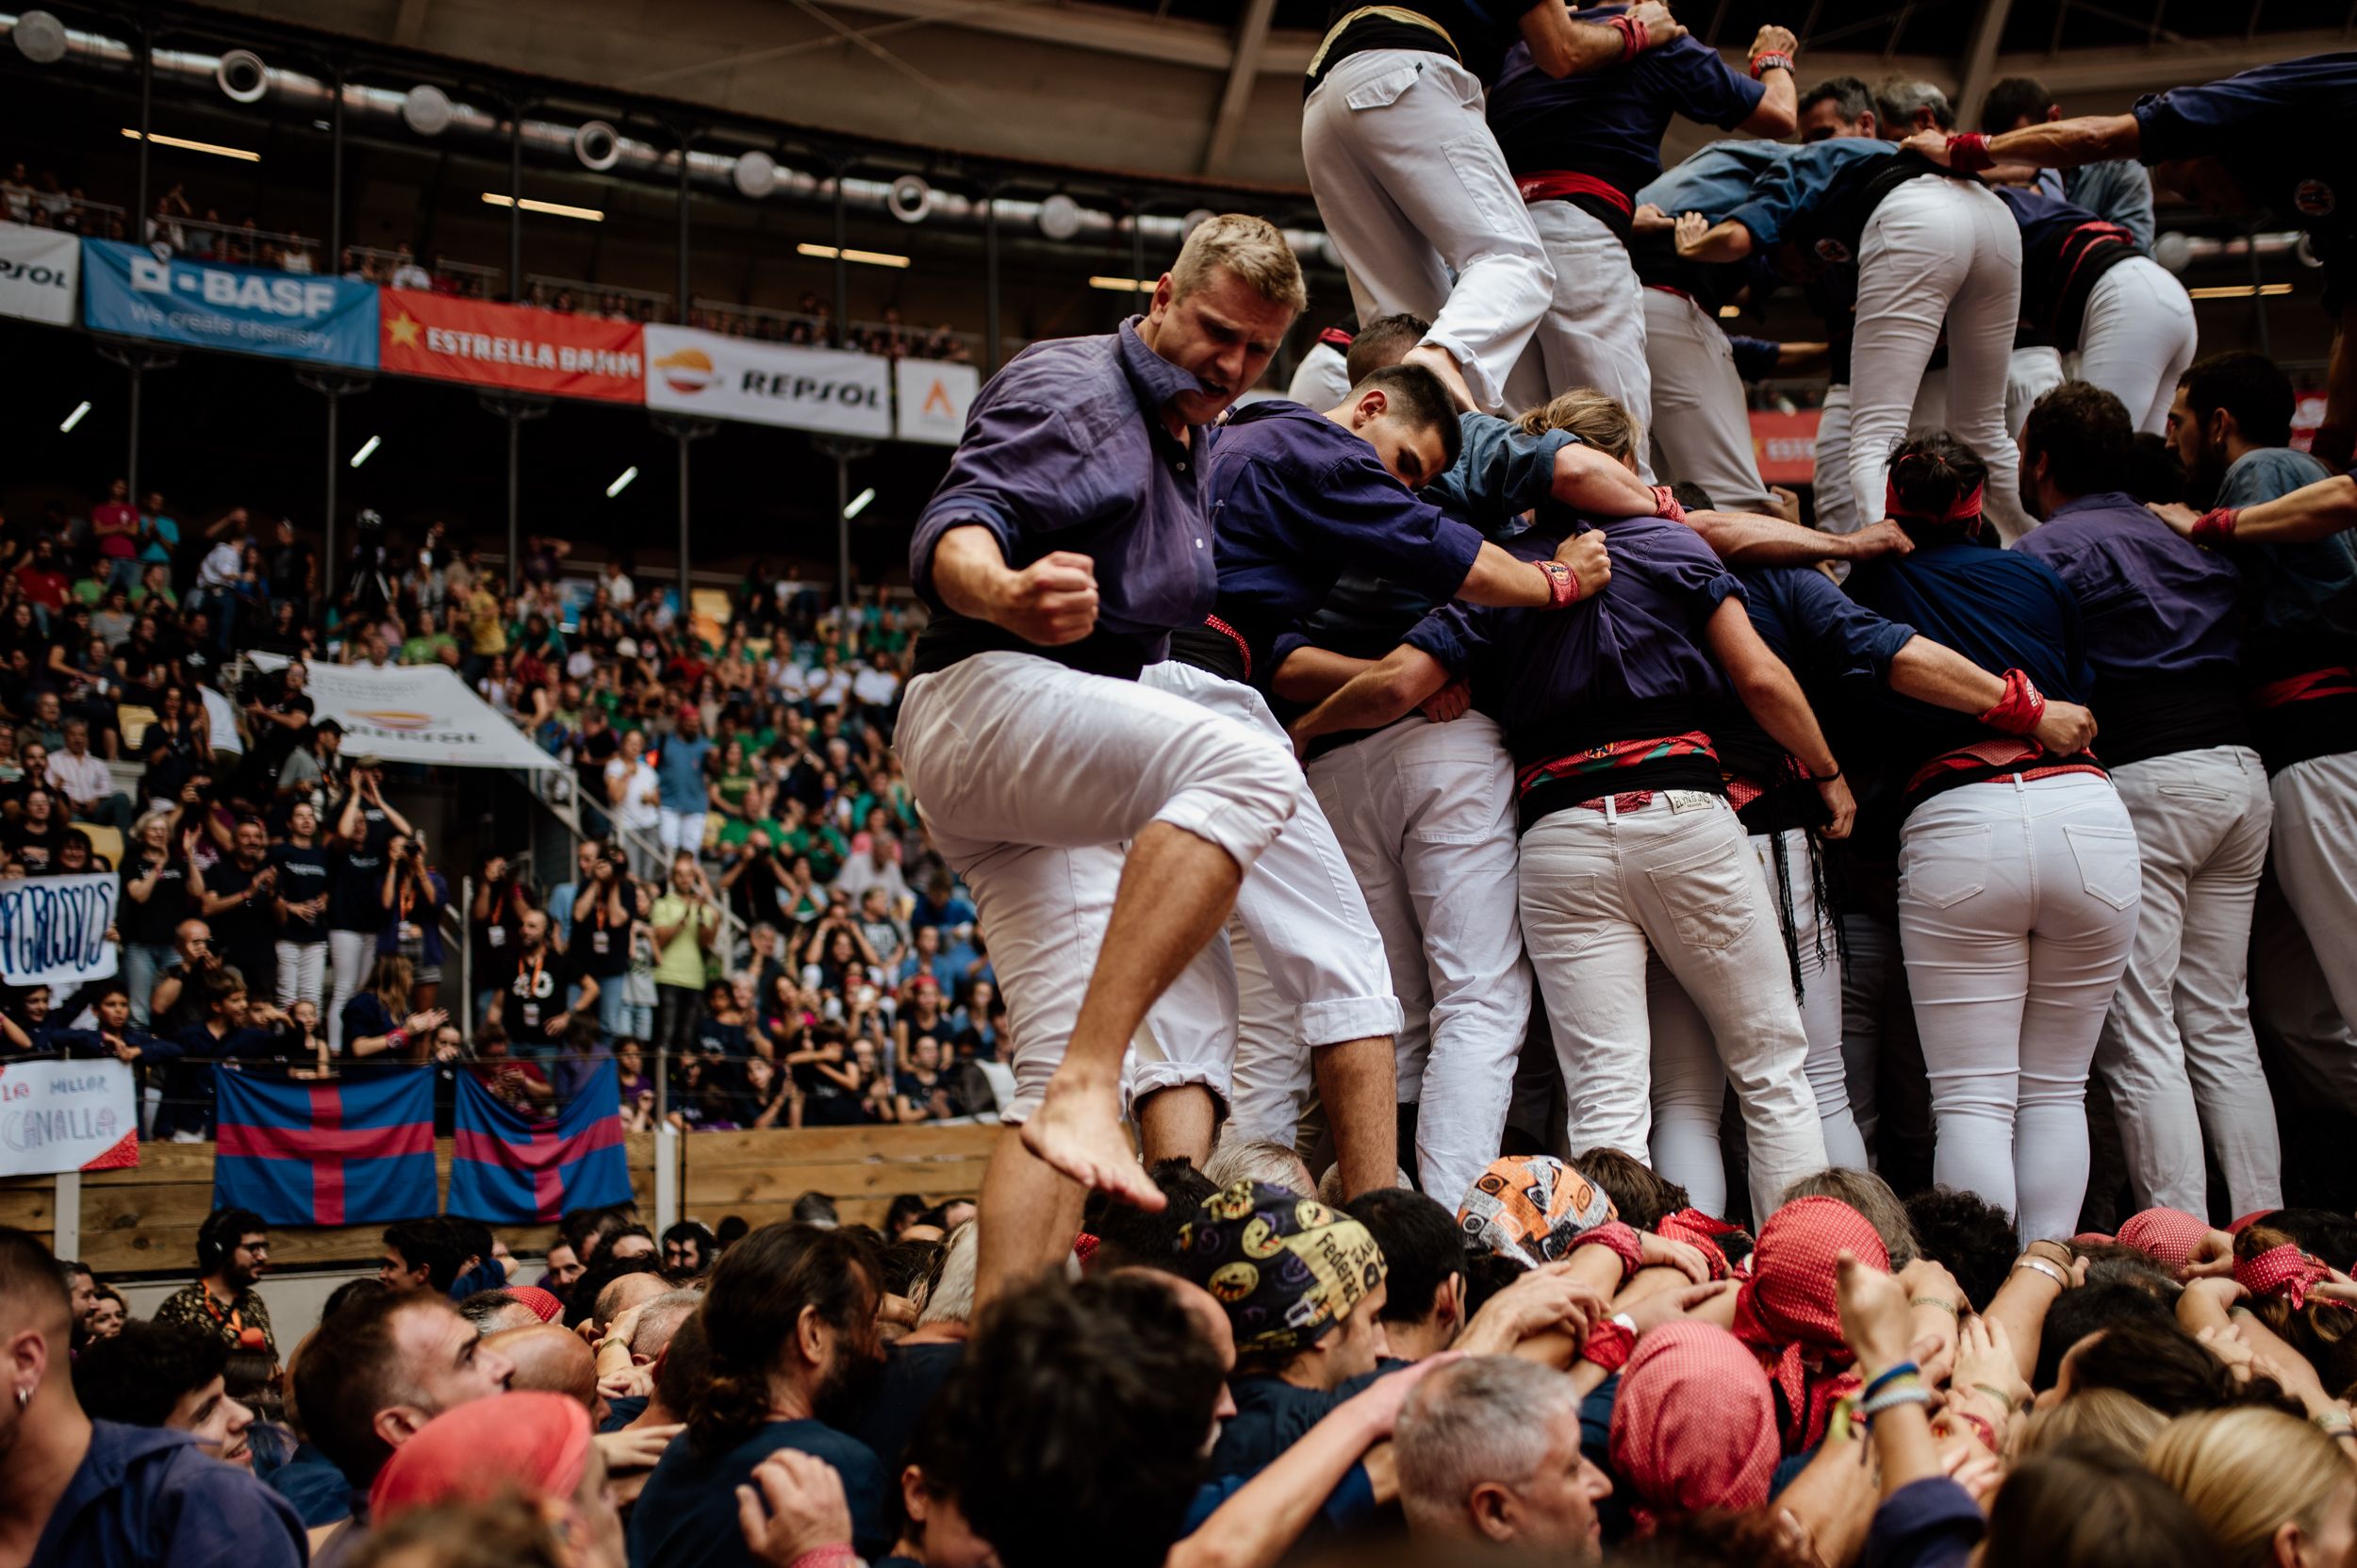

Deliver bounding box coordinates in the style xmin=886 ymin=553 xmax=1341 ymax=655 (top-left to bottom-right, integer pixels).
xmin=1603 ymin=791 xmax=1620 ymax=824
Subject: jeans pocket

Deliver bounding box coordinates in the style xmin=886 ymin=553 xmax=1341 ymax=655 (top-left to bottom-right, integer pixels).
xmin=2064 ymin=823 xmax=2143 ymax=912
xmin=1902 ymin=823 xmax=1990 ymax=910
xmin=1521 ymin=868 xmax=1606 ymax=959
xmin=1343 ymin=61 xmax=1422 ymax=112
xmin=1644 ymin=837 xmax=1758 ymax=952
xmin=2156 ymin=783 xmax=2229 ymax=803
xmin=1397 ymin=758 xmax=1491 ymax=844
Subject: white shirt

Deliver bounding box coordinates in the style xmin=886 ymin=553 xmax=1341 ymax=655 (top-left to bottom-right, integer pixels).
xmin=197 ymin=540 xmax=241 ymax=592
xmin=391 ymin=260 xmax=433 ymax=291
xmin=851 ymin=667 xmax=901 ymax=708
xmin=45 ymin=749 xmax=110 ymax=806
xmin=834 ymin=852 xmax=909 ymax=907
xmin=607 ymin=572 xmax=635 ymax=606
xmin=607 ymin=755 xmax=660 ymax=832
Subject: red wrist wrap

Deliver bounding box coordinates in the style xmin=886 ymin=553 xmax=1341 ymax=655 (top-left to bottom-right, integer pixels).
xmin=1978 ymin=668 xmax=2048 ymax=737
xmin=2189 ymin=507 xmax=2238 ymax=546
xmin=1947 ymin=133 xmax=1995 ymax=173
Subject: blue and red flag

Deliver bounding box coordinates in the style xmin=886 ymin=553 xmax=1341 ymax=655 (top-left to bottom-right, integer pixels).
xmin=449 ymin=1058 xmax=633 ymax=1224
xmin=213 ymin=1070 xmax=437 ymax=1227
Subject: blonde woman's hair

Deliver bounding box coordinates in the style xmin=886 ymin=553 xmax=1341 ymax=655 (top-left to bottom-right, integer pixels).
xmin=2011 ymin=1388 xmax=2167 ymax=1463
xmin=2147 ymin=1407 xmax=2352 ymax=1568
xmin=1513 ymin=388 xmax=1640 ymax=461
xmin=1168 ymin=214 xmax=1307 ymax=315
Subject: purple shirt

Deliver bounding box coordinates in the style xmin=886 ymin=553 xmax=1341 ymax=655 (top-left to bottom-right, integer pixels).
xmin=910 ymin=316 xmax=1218 ymax=680
xmin=1176 ymin=400 xmax=1485 ymax=685
xmin=2014 ymin=492 xmax=2244 ymax=681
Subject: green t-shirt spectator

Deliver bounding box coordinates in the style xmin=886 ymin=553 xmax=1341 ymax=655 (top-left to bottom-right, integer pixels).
xmin=651 ymin=891 xmax=715 ymax=988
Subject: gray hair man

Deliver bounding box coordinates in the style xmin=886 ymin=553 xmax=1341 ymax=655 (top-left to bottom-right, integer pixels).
xmin=1395 ymin=1355 xmax=1611 ymax=1557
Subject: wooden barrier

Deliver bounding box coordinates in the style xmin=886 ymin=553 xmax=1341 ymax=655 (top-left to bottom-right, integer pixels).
xmin=681 ymin=1124 xmax=996 ymax=1230
xmin=0 ymin=1123 xmax=997 ymax=1276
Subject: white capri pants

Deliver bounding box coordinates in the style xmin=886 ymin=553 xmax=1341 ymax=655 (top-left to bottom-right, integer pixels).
xmin=1517 ymin=791 xmax=1828 ymax=1223
xmin=1652 ymin=827 xmax=1866 ymax=1215
xmin=1139 ymin=661 xmax=1406 ymax=1121
xmin=1847 ymin=176 xmax=2031 ymax=543
xmin=276 ymin=939 xmax=327 ymax=1013
xmin=1897 ymin=772 xmax=2141 ymax=1241
xmin=1302 ymin=49 xmax=1554 ymax=412
xmin=1307 ymin=712 xmax=1533 ymax=1205
xmin=2096 ymin=745 xmax=2278 ymax=1216
xmin=1643 ymin=287 xmax=1773 ymax=514
xmin=658 ymin=808 xmax=709 ymax=860
xmin=2075 ymin=256 xmax=2200 ymax=436
xmin=1508 ymin=202 xmax=1655 ymax=479
xmin=2269 ymin=750 xmax=2357 ymax=1048
xmin=896 ymin=651 xmax=1302 ymax=1122
xmin=1917 ymin=346 xmax=2065 ymax=454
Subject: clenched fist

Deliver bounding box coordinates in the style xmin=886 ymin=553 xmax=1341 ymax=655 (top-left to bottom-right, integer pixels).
xmin=994 ymin=550 xmax=1100 ymax=646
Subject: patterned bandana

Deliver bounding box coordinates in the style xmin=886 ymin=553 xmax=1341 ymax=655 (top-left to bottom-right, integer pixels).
xmin=1657 ymin=1207 xmax=1749 ymax=1281
xmin=2235 ymin=1243 xmax=2346 ymax=1312
xmin=1174 ymin=1180 xmax=1388 ymax=1360
xmin=1610 ymin=1322 xmax=1781 ymax=1520
xmin=1731 ymin=1197 xmax=1888 ymax=1453
xmin=1457 ymin=1155 xmax=1615 ymax=1267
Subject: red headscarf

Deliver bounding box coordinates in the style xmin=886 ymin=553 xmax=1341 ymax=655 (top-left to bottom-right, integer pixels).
xmin=1656 ymin=1207 xmax=1747 ymax=1281
xmin=2117 ymin=1207 xmax=2208 ymax=1270
xmin=1731 ymin=1197 xmax=1888 ymax=1452
xmin=2236 ymin=1244 xmax=2347 ymax=1312
xmin=1610 ymin=1323 xmax=1779 ymax=1521
xmin=508 ymin=1286 xmax=566 ymax=1323
xmin=370 ymin=1391 xmax=592 ymax=1522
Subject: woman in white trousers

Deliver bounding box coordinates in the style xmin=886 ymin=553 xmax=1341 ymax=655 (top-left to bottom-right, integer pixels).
xmin=1847 ymin=435 xmax=2140 ymax=1241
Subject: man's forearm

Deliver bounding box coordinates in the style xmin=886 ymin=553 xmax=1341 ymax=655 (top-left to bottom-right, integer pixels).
xmin=2217 ymin=473 xmax=2357 ymax=545
xmin=929 ymin=524 xmax=1014 ymax=623
xmin=1552 ymin=445 xmax=1657 ymax=516
xmin=1685 ymin=509 xmax=1838 ymax=566
xmin=1291 ymin=648 xmax=1451 ymax=747
xmin=1888 ymin=637 xmax=2007 ymax=715
xmin=1681 ymin=219 xmax=1754 ymax=263
xmin=1270 ymin=646 xmax=1375 ymax=707
xmin=1988 ymin=113 xmax=2140 ymax=170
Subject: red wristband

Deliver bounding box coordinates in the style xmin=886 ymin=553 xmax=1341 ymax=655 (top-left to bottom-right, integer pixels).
xmin=1538 ymin=559 xmax=1581 ymax=609
xmin=1650 ymin=484 xmax=1688 ymax=523
xmin=387 ymin=1028 xmax=408 ymax=1051
xmin=1580 ymin=1318 xmax=1637 ymax=1374
xmin=1946 ymin=133 xmax=1995 ymax=173
xmin=1573 ymin=1219 xmax=1645 ymax=1279
xmin=1607 ymin=13 xmax=1648 ymax=63
xmin=784 ymin=1548 xmax=857 ymax=1568
xmin=1749 ymin=51 xmax=1793 ymax=78
xmin=2189 ymin=507 xmax=2238 ymax=546
xmin=1978 ymin=668 xmax=2048 ymax=737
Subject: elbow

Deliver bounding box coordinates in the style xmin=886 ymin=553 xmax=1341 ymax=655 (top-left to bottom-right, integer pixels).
xmin=1747 ymin=104 xmax=1798 ymax=140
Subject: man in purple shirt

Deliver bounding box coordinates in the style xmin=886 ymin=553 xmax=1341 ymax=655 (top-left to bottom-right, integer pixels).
xmin=898 ymin=216 xmax=1308 ymax=1304
xmin=1138 ymin=364 xmax=1612 ymax=1196
xmin=2016 ymin=382 xmax=2280 ymax=1220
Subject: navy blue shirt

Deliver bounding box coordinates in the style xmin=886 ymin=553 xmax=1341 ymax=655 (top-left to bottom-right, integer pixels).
xmin=1993 ymin=185 xmax=2140 ymax=349
xmin=1422 ymin=513 xmax=1743 ymax=760
xmin=32 ymin=1420 xmax=306 ymax=1568
xmin=2013 ymin=492 xmax=2243 ymax=681
xmin=1310 ymin=0 xmax=1553 ymax=89
xmin=631 ymin=1418 xmax=890 ymax=1567
xmin=1635 ymin=140 xmax=1799 ymax=307
xmin=261 ymin=1438 xmax=353 ymax=1527
xmin=1175 ymin=399 xmax=1484 ymax=685
xmin=1489 ymin=9 xmax=1764 ymax=203
xmin=1845 ymin=538 xmax=2095 ymax=773
xmin=2133 ymin=54 xmax=2357 ymax=308
xmin=910 ymin=317 xmax=1218 ymax=680
xmin=1861 ymin=1476 xmax=1983 ymax=1568
xmin=1741 ymin=565 xmax=1917 ymax=686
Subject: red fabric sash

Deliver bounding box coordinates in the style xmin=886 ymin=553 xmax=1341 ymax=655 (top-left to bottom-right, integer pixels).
xmin=1516 ymin=170 xmax=1634 ymax=217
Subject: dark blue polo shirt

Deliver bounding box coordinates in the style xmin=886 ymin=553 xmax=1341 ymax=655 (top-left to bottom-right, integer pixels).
xmin=1174 ymin=399 xmax=1484 ymax=685
xmin=1490 ymin=8 xmax=1764 ymax=206
xmin=910 ymin=317 xmax=1219 ymax=680
xmin=631 ymin=1418 xmax=890 ymax=1567
xmin=2014 ymin=493 xmax=2243 ymax=681
xmin=1741 ymin=565 xmax=1917 ymax=685
xmin=32 ymin=1421 xmax=306 ymax=1568
xmin=2133 ymin=54 xmax=2357 ymax=308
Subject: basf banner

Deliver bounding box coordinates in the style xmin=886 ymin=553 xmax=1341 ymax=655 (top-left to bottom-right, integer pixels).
xmin=248 ymin=652 xmax=557 ymax=770
xmin=380 ymin=289 xmax=644 ymax=403
xmin=895 ymin=356 xmax=980 ymax=446
xmin=81 ymin=239 xmax=377 ymax=367
xmin=0 ymin=222 xmax=78 ymax=326
xmin=643 ymin=325 xmax=891 ymax=437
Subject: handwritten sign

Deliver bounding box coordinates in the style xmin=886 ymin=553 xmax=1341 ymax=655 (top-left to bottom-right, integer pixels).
xmin=0 ymin=1059 xmax=138 ymax=1176
xmin=0 ymin=873 xmax=120 ymax=988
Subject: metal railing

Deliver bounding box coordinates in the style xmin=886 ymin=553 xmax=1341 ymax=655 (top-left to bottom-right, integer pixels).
xmin=346 ymin=244 xmax=503 ymax=296
xmin=522 ymin=274 xmax=673 ymax=322
xmin=148 ymin=216 xmax=322 ymax=272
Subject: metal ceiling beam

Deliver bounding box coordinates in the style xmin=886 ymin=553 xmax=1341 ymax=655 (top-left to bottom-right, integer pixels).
xmin=1956 ymin=0 xmax=2019 ymax=132
xmin=829 ymin=0 xmax=1313 ymax=73
xmin=2002 ymin=28 xmax=2349 ymax=96
xmin=1203 ymin=0 xmax=1278 ymax=175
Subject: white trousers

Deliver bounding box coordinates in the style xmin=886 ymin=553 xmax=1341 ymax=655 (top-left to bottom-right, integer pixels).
xmin=2096 ymin=746 xmax=2279 ymax=1215
xmin=896 ymin=652 xmax=1301 ymax=1121
xmin=275 ymin=939 xmax=327 ymax=1013
xmin=1139 ymin=661 xmax=1405 ymax=1125
xmin=2076 ymin=256 xmax=2200 ymax=436
xmin=326 ymin=928 xmax=379 ymax=1053
xmin=1848 ymin=176 xmax=2031 ymax=543
xmin=1642 ymin=287 xmax=1773 ymax=513
xmin=1518 ymin=792 xmax=1828 ymax=1222
xmin=1814 ymin=379 xmax=1947 ymax=536
xmin=1302 ymin=49 xmax=1554 ymax=412
xmin=1651 ymin=829 xmax=1865 ymax=1215
xmin=2270 ymin=751 xmax=2357 ymax=1037
xmin=1897 ymin=773 xmax=2142 ymax=1240
xmin=1508 ymin=203 xmax=1656 ymax=478
xmin=1307 ymin=713 xmax=1533 ymax=1204
xmin=1918 ymin=347 xmax=2064 ymax=454
xmin=658 ymin=808 xmax=709 ymax=859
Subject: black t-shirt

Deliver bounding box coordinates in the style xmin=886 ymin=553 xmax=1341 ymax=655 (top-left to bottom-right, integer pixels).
xmin=503 ymin=946 xmax=570 ymax=1035
xmin=119 ymin=849 xmax=190 ymax=946
xmin=849 ymin=1341 xmax=966 ymax=1474
xmin=2 ymin=820 xmax=63 ymax=876
xmin=270 ymin=841 xmax=332 ymax=941
xmin=329 ymin=841 xmax=388 ymax=933
xmin=249 ymin=692 xmax=314 ymax=777
xmin=204 ymin=856 xmax=277 ymax=968
xmin=571 ymin=898 xmax=632 ymax=979
xmin=693 ymin=1015 xmax=751 ymax=1061
xmin=574 ymin=726 xmax=620 ymax=798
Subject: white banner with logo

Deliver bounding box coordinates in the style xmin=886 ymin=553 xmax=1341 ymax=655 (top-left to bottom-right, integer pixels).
xmin=0 ymin=872 xmax=120 ymax=989
xmin=643 ymin=325 xmax=891 ymax=437
xmin=0 ymin=1059 xmax=138 ymax=1176
xmin=247 ymin=653 xmax=557 ymax=770
xmin=895 ymin=357 xmax=980 ymax=446
xmin=0 ymin=221 xmax=78 ymax=325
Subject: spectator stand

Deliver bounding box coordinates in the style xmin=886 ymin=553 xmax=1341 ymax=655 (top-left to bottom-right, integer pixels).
xmin=523 ymin=275 xmax=675 ymax=322
xmin=681 ymin=1122 xmax=992 ymax=1232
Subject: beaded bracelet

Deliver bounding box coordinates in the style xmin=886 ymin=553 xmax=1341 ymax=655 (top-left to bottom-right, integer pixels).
xmin=1749 ymin=51 xmax=1793 ymax=77
xmin=1861 ymin=1382 xmax=1932 ymax=1424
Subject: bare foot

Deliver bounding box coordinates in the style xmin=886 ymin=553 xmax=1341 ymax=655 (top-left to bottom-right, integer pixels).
xmin=1018 ymin=1081 xmax=1164 ymax=1211
xmin=1402 ymin=342 xmax=1479 ymax=415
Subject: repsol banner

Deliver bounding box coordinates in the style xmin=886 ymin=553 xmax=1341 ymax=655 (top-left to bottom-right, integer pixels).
xmin=0 ymin=872 xmax=120 ymax=988
xmin=0 ymin=222 xmax=77 ymax=326
xmin=642 ymin=324 xmax=891 ymax=437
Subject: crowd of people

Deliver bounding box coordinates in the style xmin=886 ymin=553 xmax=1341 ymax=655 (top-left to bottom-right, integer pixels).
xmin=9 ymin=10 xmax=2357 ymax=1567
